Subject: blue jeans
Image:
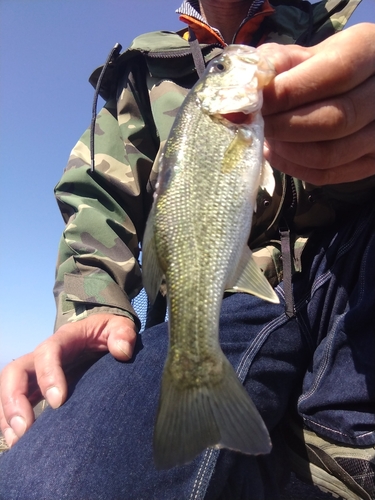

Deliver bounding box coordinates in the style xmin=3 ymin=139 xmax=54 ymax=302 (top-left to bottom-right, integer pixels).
xmin=1 ymin=205 xmax=374 ymax=499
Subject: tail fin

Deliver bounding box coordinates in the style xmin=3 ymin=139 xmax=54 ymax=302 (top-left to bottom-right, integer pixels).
xmin=153 ymin=357 xmax=271 ymax=469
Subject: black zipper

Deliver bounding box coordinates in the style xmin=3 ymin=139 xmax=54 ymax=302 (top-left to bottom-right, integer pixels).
xmin=145 ymin=43 xmax=223 ymax=60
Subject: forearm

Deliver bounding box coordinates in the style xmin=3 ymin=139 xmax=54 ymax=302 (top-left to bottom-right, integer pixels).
xmin=54 ymin=92 xmax=157 ymax=330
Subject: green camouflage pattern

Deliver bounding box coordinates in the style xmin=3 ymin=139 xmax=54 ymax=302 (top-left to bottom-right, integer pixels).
xmin=263 ymin=0 xmax=363 ymax=45
xmin=54 ymin=0 xmax=368 ymax=330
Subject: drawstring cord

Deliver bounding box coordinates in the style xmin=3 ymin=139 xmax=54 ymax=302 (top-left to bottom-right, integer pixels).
xmin=90 ymin=43 xmax=122 ymax=172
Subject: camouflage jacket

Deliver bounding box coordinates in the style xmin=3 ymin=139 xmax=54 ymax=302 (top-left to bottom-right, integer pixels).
xmin=54 ymin=0 xmax=370 ymax=331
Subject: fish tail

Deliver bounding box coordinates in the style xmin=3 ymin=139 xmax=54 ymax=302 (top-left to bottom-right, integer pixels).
xmin=153 ymin=357 xmax=271 ymax=469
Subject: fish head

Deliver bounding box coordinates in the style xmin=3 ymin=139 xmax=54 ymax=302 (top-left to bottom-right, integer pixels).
xmin=195 ymin=45 xmax=275 ymax=124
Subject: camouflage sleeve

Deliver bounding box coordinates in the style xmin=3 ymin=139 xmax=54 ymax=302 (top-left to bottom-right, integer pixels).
xmin=53 ymin=62 xmax=159 ymax=332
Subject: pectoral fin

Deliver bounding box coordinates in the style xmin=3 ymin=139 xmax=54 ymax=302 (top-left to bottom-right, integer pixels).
xmin=259 ymin=159 xmax=275 ymax=196
xmin=222 ymin=129 xmax=252 ymax=174
xmin=226 ymin=247 xmax=279 ymax=303
xmin=142 ymin=208 xmax=164 ymax=304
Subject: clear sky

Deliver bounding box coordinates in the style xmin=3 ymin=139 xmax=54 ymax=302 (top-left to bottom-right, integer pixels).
xmin=0 ymin=0 xmax=374 ymax=371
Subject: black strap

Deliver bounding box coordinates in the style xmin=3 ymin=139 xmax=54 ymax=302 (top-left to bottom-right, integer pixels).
xmin=188 ymin=27 xmax=206 ymax=78
xmin=90 ymin=43 xmax=122 ymax=172
xmin=280 ymin=223 xmax=295 ymax=318
xmin=279 ymin=175 xmax=297 ymax=318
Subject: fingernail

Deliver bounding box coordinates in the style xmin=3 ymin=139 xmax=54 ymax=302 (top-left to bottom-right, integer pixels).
xmin=116 ymin=339 xmax=132 ymax=360
xmin=10 ymin=416 xmax=26 ymax=438
xmin=46 ymin=387 xmax=62 ymax=409
xmin=4 ymin=427 xmax=17 ymax=447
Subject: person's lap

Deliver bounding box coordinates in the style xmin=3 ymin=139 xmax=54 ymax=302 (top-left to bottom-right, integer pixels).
xmin=295 ymin=204 xmax=375 ymax=445
xmin=0 ymin=292 xmax=306 ymax=500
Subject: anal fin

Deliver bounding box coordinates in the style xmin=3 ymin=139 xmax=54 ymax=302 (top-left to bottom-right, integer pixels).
xmin=226 ymin=246 xmax=279 ymax=303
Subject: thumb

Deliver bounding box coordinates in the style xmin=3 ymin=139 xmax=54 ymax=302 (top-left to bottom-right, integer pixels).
xmin=258 ymin=42 xmax=310 ymax=76
xmin=259 ymin=43 xmax=312 ymax=115
xmin=260 ymin=25 xmax=374 ymax=116
xmin=106 ymin=316 xmax=138 ymax=361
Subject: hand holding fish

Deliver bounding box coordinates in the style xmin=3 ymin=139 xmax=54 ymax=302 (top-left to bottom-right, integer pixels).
xmin=261 ymin=23 xmax=375 ymax=185
xmin=0 ymin=314 xmax=137 ymax=447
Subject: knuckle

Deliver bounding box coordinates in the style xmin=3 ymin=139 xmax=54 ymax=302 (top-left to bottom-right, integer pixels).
xmin=309 ymin=140 xmax=342 ymax=172
xmin=33 ymin=341 xmax=59 ymax=385
xmin=300 ymin=159 xmax=334 ymax=186
xmin=36 ymin=366 xmax=56 ymax=383
xmin=334 ymin=94 xmax=357 ymax=134
xmin=34 ymin=339 xmax=53 ymax=357
xmin=0 ymin=364 xmax=11 ymax=381
xmin=35 ymin=363 xmax=57 ymax=387
xmin=1 ymin=398 xmax=15 ymax=418
xmin=313 ymin=166 xmax=338 ymax=186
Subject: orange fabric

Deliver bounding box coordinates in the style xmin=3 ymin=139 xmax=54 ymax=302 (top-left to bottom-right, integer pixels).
xmin=179 ymin=15 xmax=226 ymax=45
xmin=179 ymin=1 xmax=275 ymax=47
xmin=235 ymin=1 xmax=275 ymax=45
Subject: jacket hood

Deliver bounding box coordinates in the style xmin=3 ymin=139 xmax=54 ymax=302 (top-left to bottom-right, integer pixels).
xmin=89 ymin=0 xmax=362 ymax=100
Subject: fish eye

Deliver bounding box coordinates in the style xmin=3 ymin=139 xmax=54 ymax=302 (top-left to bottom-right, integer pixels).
xmin=208 ymin=58 xmax=229 ymax=74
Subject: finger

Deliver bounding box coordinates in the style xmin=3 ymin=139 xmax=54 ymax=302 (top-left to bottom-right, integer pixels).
xmin=106 ymin=316 xmax=137 ymax=361
xmin=0 ymin=355 xmax=39 ymax=443
xmin=262 ymin=23 xmax=375 ymax=115
xmin=33 ymin=314 xmax=134 ymax=406
xmin=0 ymin=405 xmax=18 ymax=448
xmin=265 ymin=76 xmax=375 ymax=141
xmin=33 ymin=326 xmax=88 ymax=409
xmin=264 ymin=146 xmax=375 ymax=186
xmin=1 ymin=424 xmax=17 ymax=448
xmin=33 ymin=339 xmax=68 ymax=409
xmin=265 ymin=120 xmax=375 ymax=173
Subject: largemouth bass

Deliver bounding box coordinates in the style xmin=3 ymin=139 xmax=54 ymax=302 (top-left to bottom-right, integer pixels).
xmin=143 ymin=45 xmax=278 ymax=470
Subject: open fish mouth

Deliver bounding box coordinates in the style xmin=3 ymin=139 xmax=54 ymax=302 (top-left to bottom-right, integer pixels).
xmin=218 ymin=111 xmax=255 ymax=125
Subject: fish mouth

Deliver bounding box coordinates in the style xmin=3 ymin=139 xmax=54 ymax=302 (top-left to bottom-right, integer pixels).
xmin=218 ymin=111 xmax=255 ymax=125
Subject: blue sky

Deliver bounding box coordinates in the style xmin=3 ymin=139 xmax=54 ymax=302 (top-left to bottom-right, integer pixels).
xmin=0 ymin=0 xmax=373 ymax=371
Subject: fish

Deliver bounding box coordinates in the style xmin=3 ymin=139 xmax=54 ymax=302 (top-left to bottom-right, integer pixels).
xmin=142 ymin=44 xmax=278 ymax=470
